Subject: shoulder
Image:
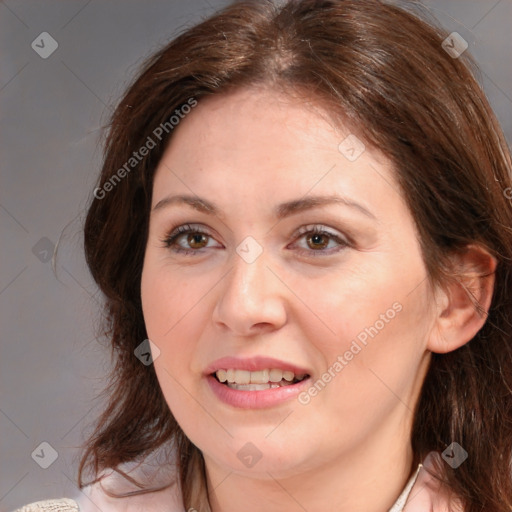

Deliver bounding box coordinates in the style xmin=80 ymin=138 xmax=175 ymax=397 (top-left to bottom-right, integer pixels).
xmin=13 ymin=484 xmax=184 ymax=512
xmin=76 ymin=448 xmax=185 ymax=512
xmin=76 ymin=476 xmax=184 ymax=512
xmin=13 ymin=498 xmax=79 ymax=512
xmin=15 ymin=447 xmax=185 ymax=512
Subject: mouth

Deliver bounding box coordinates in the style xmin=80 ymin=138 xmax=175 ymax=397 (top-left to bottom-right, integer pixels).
xmin=211 ymin=368 xmax=310 ymax=391
xmin=205 ymin=356 xmax=312 ymax=408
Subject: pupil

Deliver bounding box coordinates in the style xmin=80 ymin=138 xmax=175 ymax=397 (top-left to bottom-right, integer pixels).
xmin=188 ymin=233 xmax=206 ymax=248
xmin=309 ymin=233 xmax=327 ymax=249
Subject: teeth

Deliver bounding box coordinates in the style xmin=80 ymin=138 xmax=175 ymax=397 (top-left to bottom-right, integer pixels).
xmin=269 ymin=369 xmax=283 ymax=382
xmin=250 ymin=369 xmax=269 ymax=384
xmin=283 ymin=371 xmax=294 ymax=381
xmin=228 ymin=383 xmax=281 ymax=391
xmin=234 ymin=369 xmax=250 ymax=384
xmin=214 ymin=368 xmax=307 ymax=387
xmin=216 ymin=369 xmax=227 ymax=383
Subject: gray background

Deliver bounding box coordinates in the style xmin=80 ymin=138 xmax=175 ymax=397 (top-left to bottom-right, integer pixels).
xmin=1 ymin=0 xmax=511 ymax=510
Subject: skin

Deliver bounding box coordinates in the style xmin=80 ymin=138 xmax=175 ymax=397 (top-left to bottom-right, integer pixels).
xmin=140 ymin=86 xmax=495 ymax=512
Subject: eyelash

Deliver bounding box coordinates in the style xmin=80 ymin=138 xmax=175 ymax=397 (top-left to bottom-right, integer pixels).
xmin=160 ymin=223 xmax=350 ymax=258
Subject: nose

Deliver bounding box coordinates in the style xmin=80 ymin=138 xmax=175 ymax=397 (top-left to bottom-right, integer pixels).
xmin=212 ymin=244 xmax=288 ymax=336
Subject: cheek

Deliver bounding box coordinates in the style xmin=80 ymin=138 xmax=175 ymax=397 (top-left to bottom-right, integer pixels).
xmin=140 ymin=261 xmax=214 ymax=397
xmin=141 ymin=265 xmax=200 ymax=359
xmin=141 ymin=265 xmax=207 ymax=430
xmin=288 ymin=253 xmax=431 ymax=415
xmin=141 ymin=250 xmax=207 ymax=329
xmin=286 ymin=255 xmax=428 ymax=357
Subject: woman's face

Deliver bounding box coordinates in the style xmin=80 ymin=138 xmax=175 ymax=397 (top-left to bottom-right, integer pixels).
xmin=141 ymin=87 xmax=435 ymax=479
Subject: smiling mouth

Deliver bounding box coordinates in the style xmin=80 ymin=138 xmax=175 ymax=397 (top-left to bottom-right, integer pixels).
xmin=211 ymin=368 xmax=310 ymax=391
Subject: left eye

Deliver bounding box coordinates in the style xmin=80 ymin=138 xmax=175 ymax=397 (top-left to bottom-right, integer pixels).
xmin=292 ymin=226 xmax=349 ymax=256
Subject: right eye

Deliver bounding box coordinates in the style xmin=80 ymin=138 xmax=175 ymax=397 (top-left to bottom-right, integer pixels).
xmin=161 ymin=224 xmax=222 ymax=255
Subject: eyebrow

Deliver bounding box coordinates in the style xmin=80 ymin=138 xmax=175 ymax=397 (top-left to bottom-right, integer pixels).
xmin=152 ymin=194 xmax=377 ymax=220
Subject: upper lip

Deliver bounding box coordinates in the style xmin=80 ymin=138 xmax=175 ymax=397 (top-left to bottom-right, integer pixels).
xmin=204 ymin=356 xmax=311 ymax=376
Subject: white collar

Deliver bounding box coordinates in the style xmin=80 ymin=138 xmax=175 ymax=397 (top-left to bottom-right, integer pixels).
xmin=387 ymin=463 xmax=423 ymax=512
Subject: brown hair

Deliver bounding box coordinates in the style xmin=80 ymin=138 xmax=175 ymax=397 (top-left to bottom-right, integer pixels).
xmin=80 ymin=0 xmax=512 ymax=510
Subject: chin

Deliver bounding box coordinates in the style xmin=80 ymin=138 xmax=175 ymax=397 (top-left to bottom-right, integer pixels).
xmin=199 ymin=430 xmax=316 ymax=478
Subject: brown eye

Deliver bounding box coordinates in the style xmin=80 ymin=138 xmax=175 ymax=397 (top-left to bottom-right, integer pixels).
xmin=162 ymin=224 xmax=220 ymax=255
xmin=187 ymin=233 xmax=209 ymax=249
xmin=306 ymin=233 xmax=330 ymax=250
xmin=292 ymin=225 xmax=350 ymax=257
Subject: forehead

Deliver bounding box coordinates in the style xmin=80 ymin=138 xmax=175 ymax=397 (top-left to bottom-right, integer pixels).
xmin=172 ymin=86 xmax=344 ymax=153
xmin=151 ymin=87 xmax=407 ymax=223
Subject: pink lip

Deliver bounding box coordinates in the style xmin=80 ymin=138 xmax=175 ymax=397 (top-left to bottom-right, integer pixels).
xmin=204 ymin=356 xmax=311 ymax=409
xmin=204 ymin=356 xmax=310 ymax=375
xmin=206 ymin=374 xmax=310 ymax=409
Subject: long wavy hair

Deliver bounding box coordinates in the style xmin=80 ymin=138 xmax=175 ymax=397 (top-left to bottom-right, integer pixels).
xmin=79 ymin=0 xmax=512 ymax=510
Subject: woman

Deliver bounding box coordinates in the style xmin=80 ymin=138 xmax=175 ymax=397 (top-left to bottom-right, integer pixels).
xmin=15 ymin=0 xmax=512 ymax=511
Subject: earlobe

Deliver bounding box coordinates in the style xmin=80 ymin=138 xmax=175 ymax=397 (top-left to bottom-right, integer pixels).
xmin=427 ymin=244 xmax=497 ymax=354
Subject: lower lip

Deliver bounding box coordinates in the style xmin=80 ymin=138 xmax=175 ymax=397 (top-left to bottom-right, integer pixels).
xmin=206 ymin=375 xmax=310 ymax=409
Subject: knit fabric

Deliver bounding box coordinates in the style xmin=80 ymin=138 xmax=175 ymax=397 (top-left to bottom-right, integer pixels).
xmin=14 ymin=498 xmax=79 ymax=512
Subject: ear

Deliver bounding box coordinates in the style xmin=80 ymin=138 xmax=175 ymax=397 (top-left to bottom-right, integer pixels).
xmin=427 ymin=244 xmax=497 ymax=354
